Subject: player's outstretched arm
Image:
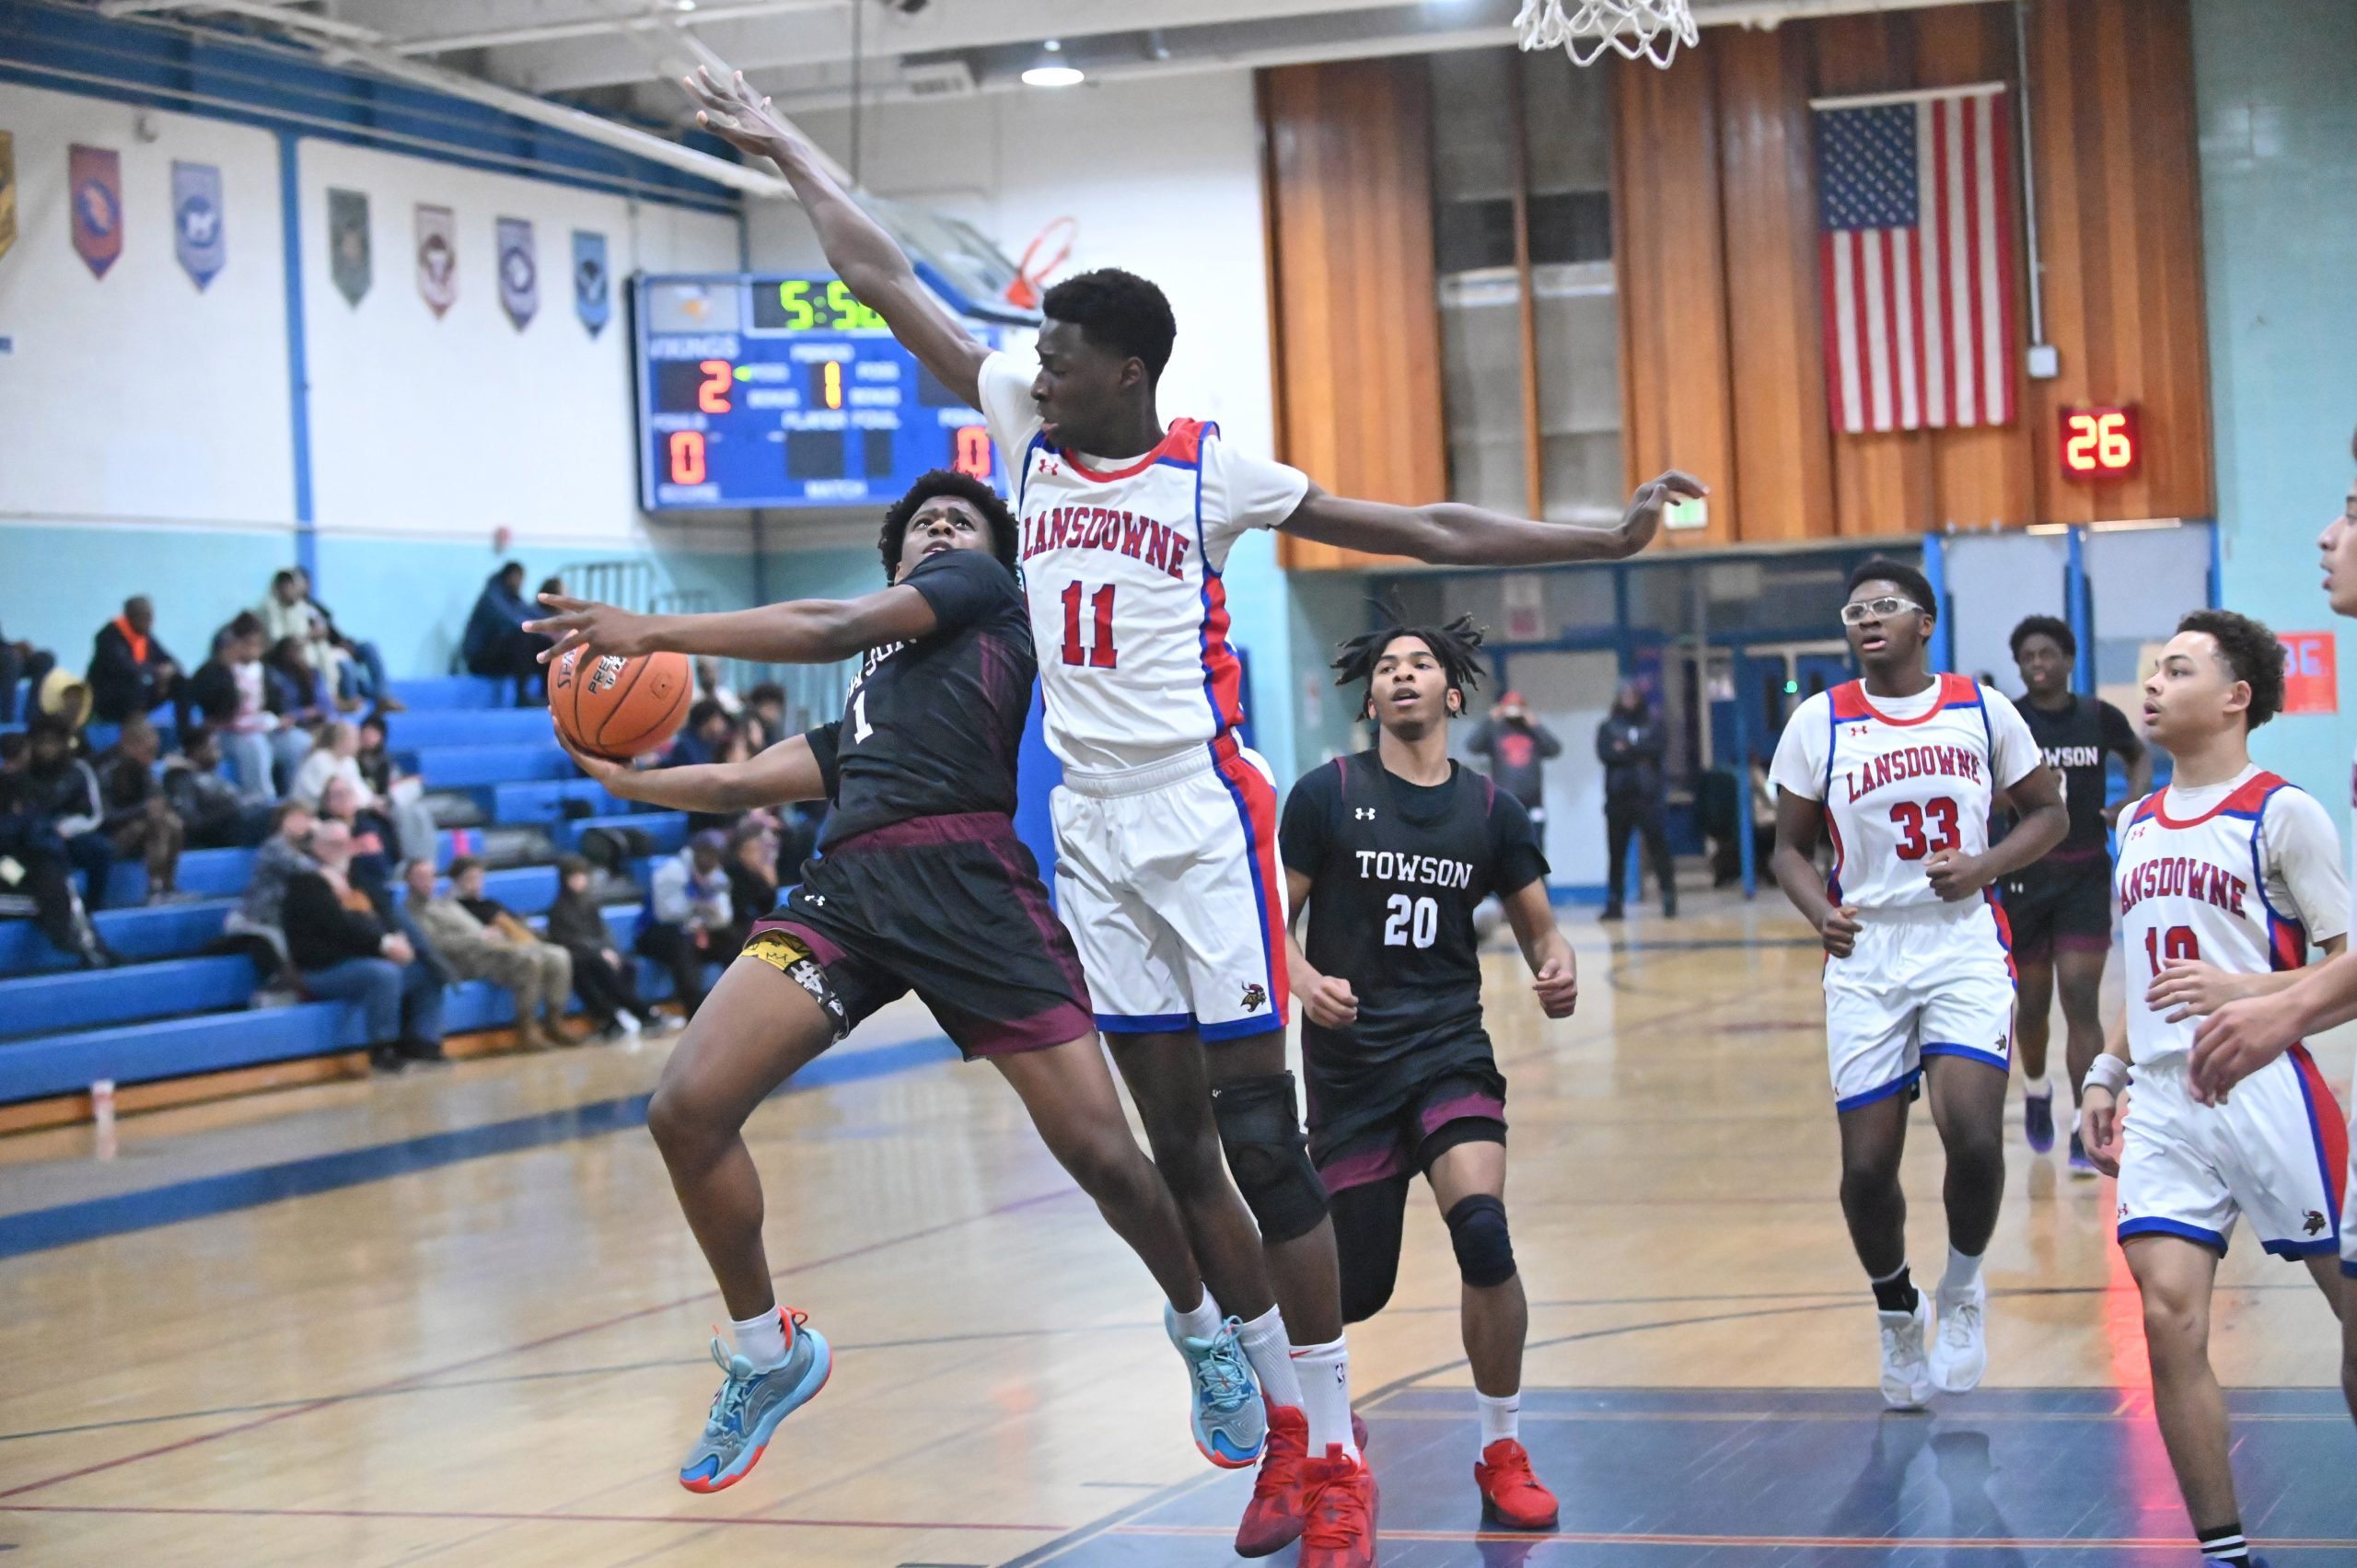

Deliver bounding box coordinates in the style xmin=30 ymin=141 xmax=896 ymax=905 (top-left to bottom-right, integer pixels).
xmin=1278 ymin=470 xmax=1705 ymax=566
xmin=679 ymin=65 xmax=987 ymax=406
xmin=528 ymin=586 xmax=937 ymax=667
xmin=2190 ymin=940 xmax=2357 ymax=1104
xmin=558 ymin=732 xmax=825 ymax=812
xmin=1500 ymin=878 xmax=1577 ymax=1018
xmin=1770 ymin=786 xmax=1860 ymax=958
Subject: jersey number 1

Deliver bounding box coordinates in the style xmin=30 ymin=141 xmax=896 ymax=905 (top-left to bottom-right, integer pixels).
xmin=2143 ymin=924 xmax=2198 ymax=976
xmin=1061 ymin=582 xmax=1119 ymax=669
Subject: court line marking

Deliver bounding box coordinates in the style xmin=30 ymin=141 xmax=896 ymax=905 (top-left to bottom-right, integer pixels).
xmin=1100 ymin=1524 xmax=2357 ymax=1551
xmin=0 ymin=1182 xmax=1076 ymax=1500
xmin=0 ymin=1033 xmax=961 ymax=1259
xmin=0 ymin=1503 xmax=1069 ymax=1534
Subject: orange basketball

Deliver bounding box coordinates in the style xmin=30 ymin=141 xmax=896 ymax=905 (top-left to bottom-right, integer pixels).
xmin=550 ymin=647 xmax=691 ymax=761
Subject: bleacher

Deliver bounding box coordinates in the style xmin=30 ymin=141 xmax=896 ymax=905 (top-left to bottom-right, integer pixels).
xmin=1 ymin=677 xmax=700 ymax=1109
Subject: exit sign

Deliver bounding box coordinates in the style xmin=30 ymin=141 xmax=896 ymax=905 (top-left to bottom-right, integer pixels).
xmin=2059 ymin=404 xmax=2142 ymax=482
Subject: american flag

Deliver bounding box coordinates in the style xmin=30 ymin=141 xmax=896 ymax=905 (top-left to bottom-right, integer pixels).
xmin=1814 ymin=85 xmax=2018 ymax=435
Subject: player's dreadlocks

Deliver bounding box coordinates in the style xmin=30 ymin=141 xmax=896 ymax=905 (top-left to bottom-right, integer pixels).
xmin=1331 ymin=610 xmax=1488 ymax=717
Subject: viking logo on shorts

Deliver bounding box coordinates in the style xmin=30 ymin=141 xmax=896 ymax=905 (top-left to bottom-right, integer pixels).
xmin=2306 ymin=1210 xmax=2328 ymax=1236
xmin=587 ymin=655 xmax=628 ymax=695
xmin=1239 ymin=982 xmax=1267 ymax=1012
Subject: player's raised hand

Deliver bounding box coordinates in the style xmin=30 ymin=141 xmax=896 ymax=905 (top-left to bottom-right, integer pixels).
xmin=2145 ymin=958 xmax=2247 ymax=1025
xmin=1611 ymin=470 xmax=1708 ymax=557
xmin=1302 ymin=973 xmax=1359 ymax=1030
xmin=1530 ymin=950 xmax=1579 ymax=1018
xmin=527 ymin=594 xmax=656 ymax=664
xmin=680 ymin=65 xmax=791 ymax=156
xmin=1817 ymin=903 xmax=1863 ymax=959
xmin=2188 ymin=993 xmax=2299 ymax=1105
xmin=2076 ymin=1086 xmax=2124 ymax=1176
xmin=1922 ymin=848 xmax=1989 ymax=901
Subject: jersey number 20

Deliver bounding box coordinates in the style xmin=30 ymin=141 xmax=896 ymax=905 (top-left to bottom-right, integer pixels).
xmin=1384 ymin=894 xmax=1438 ymax=948
xmin=1889 ymin=797 xmax=1961 ymax=860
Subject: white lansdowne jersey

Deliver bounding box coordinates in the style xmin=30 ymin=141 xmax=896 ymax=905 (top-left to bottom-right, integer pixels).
xmin=977 ymin=350 xmax=1307 ymax=772
xmin=2116 ymin=768 xmax=2348 ymax=1066
xmin=1770 ymin=674 xmax=2042 ymax=912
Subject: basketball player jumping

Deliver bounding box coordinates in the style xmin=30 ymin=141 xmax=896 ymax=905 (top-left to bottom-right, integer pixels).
xmin=2079 ymin=610 xmax=2347 ymax=1568
xmin=2003 ymin=614 xmax=2149 ymax=1171
xmin=535 ymin=471 xmax=1268 ymax=1493
xmin=2190 ymin=436 xmax=2357 ymax=1429
xmin=1768 ymin=558 xmax=2066 ymax=1409
xmin=1280 ymin=614 xmax=1575 ymax=1532
xmin=677 ymin=63 xmax=1701 ymax=1565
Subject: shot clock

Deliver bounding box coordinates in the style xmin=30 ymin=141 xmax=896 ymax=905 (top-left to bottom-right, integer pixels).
xmin=633 ymin=273 xmax=1004 ymax=511
xmin=2058 ymin=404 xmax=2141 ymax=482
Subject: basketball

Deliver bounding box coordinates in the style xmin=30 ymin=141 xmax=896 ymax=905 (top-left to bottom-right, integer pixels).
xmin=549 ymin=646 xmax=691 ymax=761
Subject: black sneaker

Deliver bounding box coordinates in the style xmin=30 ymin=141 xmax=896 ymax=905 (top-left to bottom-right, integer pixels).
xmin=369 ymin=1044 xmax=408 ymax=1074
xmin=1599 ymin=906 xmax=1625 ymax=923
xmin=400 ymin=1040 xmax=449 ymax=1065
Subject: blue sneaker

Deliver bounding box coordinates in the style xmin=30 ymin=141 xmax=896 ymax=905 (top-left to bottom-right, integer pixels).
xmin=1167 ymin=1308 xmax=1267 ymax=1468
xmin=2069 ymin=1131 xmax=2098 ymax=1179
xmin=679 ymin=1310 xmax=831 ymax=1493
xmin=2024 ymin=1089 xmax=2055 ymax=1154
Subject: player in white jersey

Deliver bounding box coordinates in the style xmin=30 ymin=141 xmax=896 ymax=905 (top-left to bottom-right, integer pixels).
xmin=2079 ymin=610 xmax=2348 ymax=1568
xmin=2191 ymin=440 xmax=2357 ymax=1432
xmin=1768 ymin=558 xmax=2066 ymax=1410
xmin=680 ymin=65 xmax=1702 ymax=1566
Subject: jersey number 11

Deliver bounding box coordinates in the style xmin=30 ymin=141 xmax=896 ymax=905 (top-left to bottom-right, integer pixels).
xmin=1061 ymin=582 xmax=1119 ymax=669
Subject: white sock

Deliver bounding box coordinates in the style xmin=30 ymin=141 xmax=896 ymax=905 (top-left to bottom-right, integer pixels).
xmin=2023 ymin=1075 xmax=2050 ymax=1098
xmin=1940 ymin=1246 xmax=1983 ymax=1297
xmin=1169 ymin=1287 xmax=1224 ymax=1343
xmin=1237 ymin=1305 xmax=1305 ymax=1410
xmin=1476 ymin=1390 xmax=1520 ymax=1451
xmin=731 ymin=1307 xmax=789 ymax=1369
xmin=1292 ymin=1336 xmax=1357 ymax=1460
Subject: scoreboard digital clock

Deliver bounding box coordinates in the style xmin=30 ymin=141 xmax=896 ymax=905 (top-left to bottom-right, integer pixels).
xmin=633 ymin=273 xmax=1004 ymax=512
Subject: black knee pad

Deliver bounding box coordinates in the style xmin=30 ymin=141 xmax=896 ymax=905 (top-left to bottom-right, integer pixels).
xmin=1210 ymin=1071 xmax=1329 ymax=1244
xmin=1446 ymin=1193 xmax=1517 ymax=1288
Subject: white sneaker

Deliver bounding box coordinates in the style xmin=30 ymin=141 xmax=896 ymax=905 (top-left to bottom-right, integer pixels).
xmin=1929 ymin=1277 xmax=1987 ymax=1393
xmin=1878 ymin=1295 xmax=1934 ymax=1410
xmin=614 ymin=1010 xmax=644 ymax=1038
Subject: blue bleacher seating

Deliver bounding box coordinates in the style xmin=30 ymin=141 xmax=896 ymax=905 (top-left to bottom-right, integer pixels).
xmin=1 ymin=956 xmax=257 ymax=1039
xmin=388 ymin=676 xmax=510 ymax=710
xmin=0 ymin=900 xmax=234 ymax=976
xmin=405 ymin=744 xmax=577 ymax=787
xmin=381 ymin=707 xmax=554 ymax=748
xmin=554 ymin=812 xmax=689 ymax=856
xmin=76 ymin=847 xmax=257 ymax=909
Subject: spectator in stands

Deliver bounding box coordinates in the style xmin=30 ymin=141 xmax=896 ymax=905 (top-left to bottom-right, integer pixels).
xmin=635 ymin=828 xmax=733 ymax=1018
xmin=724 ymin=816 xmax=779 ymax=924
xmin=308 ymin=568 xmax=405 ymax=713
xmin=0 ymin=732 xmax=112 ymax=968
xmin=221 ymin=797 xmax=318 ymax=978
xmin=742 ymin=681 xmax=787 ymax=752
xmin=265 ymin=636 xmax=336 ymax=733
xmin=87 ymin=596 xmax=180 ymax=725
xmin=463 ymin=562 xmax=551 ymax=700
xmin=1468 ymin=689 xmax=1564 ymax=852
xmin=96 ymin=715 xmax=187 ymax=903
xmin=666 ymin=700 xmax=737 ymax=770
xmin=412 ymin=854 xmax=575 ymax=1051
xmin=317 ymin=772 xmax=398 ymax=907
xmin=34 ymin=666 xmax=94 ymax=731
xmin=163 ymin=725 xmax=277 ymax=849
xmin=183 ymin=614 xmax=306 ymax=800
xmin=694 ymin=656 xmax=744 ymax=718
xmin=0 ymin=622 xmax=57 ymax=725
xmin=545 ymin=854 xmax=649 ymax=1041
xmin=296 ymin=721 xmax=437 ymax=865
xmin=20 ymin=714 xmax=116 ymax=912
xmin=284 ymin=820 xmax=446 ymax=1072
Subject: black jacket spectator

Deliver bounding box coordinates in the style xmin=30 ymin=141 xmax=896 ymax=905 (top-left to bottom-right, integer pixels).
xmin=87 ymin=597 xmax=179 ymax=724
xmin=283 ymin=869 xmax=393 ymax=971
xmin=0 ymin=625 xmax=58 ymax=725
xmin=1595 ymin=685 xmax=1675 ymax=920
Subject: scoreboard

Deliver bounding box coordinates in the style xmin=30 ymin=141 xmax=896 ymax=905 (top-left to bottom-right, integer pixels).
xmin=633 ymin=273 xmax=1004 ymax=512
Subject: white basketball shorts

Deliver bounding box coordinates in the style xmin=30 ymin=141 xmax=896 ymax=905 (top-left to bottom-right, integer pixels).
xmin=2117 ymin=1050 xmax=2349 ymax=1260
xmin=1823 ymin=899 xmax=2016 ymax=1110
xmin=1050 ymin=735 xmax=1289 ymax=1041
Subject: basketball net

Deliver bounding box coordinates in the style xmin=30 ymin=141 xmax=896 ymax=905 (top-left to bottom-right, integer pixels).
xmin=1514 ymin=0 xmax=1697 ymax=68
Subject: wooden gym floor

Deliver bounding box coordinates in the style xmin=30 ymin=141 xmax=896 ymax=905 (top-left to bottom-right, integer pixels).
xmin=2 ymin=891 xmax=2352 ymax=1565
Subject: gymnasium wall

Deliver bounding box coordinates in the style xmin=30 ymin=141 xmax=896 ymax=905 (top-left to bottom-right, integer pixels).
xmin=747 ymin=70 xmax=1328 ymax=782
xmin=0 ymin=56 xmax=750 ymax=683
xmin=2196 ymin=0 xmax=2357 ymax=824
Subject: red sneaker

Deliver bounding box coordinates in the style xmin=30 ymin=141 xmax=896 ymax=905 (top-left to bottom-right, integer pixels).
xmin=1235 ymin=1405 xmax=1308 ymax=1557
xmin=1297 ymin=1443 xmax=1379 ymax=1568
xmin=1474 ymin=1437 xmax=1559 ymax=1529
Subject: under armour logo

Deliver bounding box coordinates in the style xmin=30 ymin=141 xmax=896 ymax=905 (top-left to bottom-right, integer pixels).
xmin=807 ymin=894 xmax=826 ymax=907
xmin=1849 ymin=725 xmax=1870 ymax=738
xmin=1354 ymin=807 xmax=1376 ymax=820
